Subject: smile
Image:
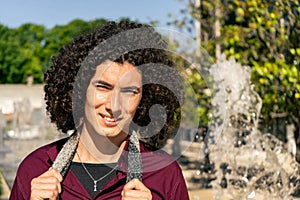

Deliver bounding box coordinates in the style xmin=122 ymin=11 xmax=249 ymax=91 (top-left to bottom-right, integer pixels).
xmin=104 ymin=116 xmax=116 ymax=122
xmin=100 ymin=114 xmax=121 ymax=127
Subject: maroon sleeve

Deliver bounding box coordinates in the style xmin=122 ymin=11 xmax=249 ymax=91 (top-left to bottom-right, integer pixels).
xmin=9 ymin=175 xmax=27 ymax=200
xmin=141 ymin=147 xmax=190 ymax=200
xmin=9 ymin=143 xmax=54 ymax=200
xmin=9 ymin=157 xmax=48 ymax=200
xmin=170 ymin=166 xmax=190 ymax=200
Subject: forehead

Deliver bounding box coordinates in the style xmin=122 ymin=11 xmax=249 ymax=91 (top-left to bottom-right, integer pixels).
xmin=92 ymin=60 xmax=141 ymax=84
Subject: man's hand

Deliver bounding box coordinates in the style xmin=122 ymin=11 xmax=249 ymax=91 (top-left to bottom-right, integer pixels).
xmin=30 ymin=168 xmax=63 ymax=200
xmin=121 ymin=178 xmax=152 ymax=200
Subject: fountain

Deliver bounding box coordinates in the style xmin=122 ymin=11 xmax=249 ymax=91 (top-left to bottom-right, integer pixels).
xmin=206 ymin=54 xmax=300 ymax=199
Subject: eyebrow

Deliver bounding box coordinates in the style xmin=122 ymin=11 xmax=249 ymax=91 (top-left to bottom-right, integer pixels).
xmin=92 ymin=80 xmax=141 ymax=91
xmin=120 ymin=86 xmax=142 ymax=91
xmin=92 ymin=80 xmax=113 ymax=88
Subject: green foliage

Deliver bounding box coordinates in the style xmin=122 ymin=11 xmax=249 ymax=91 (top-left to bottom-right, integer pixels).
xmin=0 ymin=19 xmax=108 ymax=84
xmin=220 ymin=0 xmax=300 ymax=138
xmin=168 ymin=0 xmax=300 ymax=145
xmin=173 ymin=54 xmax=212 ymax=127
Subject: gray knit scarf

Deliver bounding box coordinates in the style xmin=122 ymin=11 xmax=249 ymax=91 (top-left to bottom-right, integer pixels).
xmin=52 ymin=130 xmax=142 ymax=183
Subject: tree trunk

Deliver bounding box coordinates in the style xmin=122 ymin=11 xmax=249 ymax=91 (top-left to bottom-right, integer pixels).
xmin=215 ymin=2 xmax=221 ymax=58
xmin=195 ymin=0 xmax=201 ymax=56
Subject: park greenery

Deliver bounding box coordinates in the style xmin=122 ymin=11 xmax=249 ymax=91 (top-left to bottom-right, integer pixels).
xmin=167 ymin=0 xmax=300 ymax=159
xmin=0 ymin=18 xmax=108 ymax=83
xmin=0 ymin=0 xmax=299 ymax=159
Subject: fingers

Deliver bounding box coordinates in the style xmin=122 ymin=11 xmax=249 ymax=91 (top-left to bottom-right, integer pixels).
xmin=123 ymin=178 xmax=147 ymax=191
xmin=30 ymin=168 xmax=63 ymax=200
xmin=122 ymin=190 xmax=151 ymax=200
xmin=48 ymin=168 xmax=63 ymax=182
xmin=121 ymin=179 xmax=152 ymax=200
xmin=33 ymin=168 xmax=62 ymax=193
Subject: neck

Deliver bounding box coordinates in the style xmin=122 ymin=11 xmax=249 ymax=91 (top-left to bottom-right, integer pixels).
xmin=73 ymin=125 xmax=127 ymax=164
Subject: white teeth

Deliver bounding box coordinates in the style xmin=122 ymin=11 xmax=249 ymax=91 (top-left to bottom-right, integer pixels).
xmin=104 ymin=116 xmax=116 ymax=122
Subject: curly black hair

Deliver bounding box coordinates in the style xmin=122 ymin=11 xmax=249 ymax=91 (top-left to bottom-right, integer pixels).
xmin=44 ymin=20 xmax=184 ymax=150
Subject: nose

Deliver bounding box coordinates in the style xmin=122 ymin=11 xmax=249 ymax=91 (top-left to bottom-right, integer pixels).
xmin=105 ymin=90 xmax=121 ymax=117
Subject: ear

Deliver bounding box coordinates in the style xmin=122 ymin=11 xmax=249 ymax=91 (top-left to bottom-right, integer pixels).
xmin=76 ymin=117 xmax=84 ymax=132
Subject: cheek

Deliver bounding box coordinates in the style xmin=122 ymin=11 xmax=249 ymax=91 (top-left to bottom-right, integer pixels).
xmin=127 ymin=96 xmax=141 ymax=114
xmin=86 ymin=90 xmax=106 ymax=107
xmin=85 ymin=87 xmax=95 ymax=105
xmin=95 ymin=93 xmax=106 ymax=103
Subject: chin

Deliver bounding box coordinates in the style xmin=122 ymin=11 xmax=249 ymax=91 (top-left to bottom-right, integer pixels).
xmin=98 ymin=127 xmax=128 ymax=138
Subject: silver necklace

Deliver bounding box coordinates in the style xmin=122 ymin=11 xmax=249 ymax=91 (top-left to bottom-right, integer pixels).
xmin=76 ymin=152 xmax=118 ymax=192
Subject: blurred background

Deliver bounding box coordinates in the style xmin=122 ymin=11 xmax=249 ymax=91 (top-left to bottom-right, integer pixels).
xmin=0 ymin=0 xmax=299 ymax=199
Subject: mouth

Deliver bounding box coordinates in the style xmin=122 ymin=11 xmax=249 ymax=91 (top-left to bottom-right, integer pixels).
xmin=100 ymin=114 xmax=121 ymax=127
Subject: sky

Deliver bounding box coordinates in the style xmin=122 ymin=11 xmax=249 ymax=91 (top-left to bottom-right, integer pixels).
xmin=0 ymin=0 xmax=186 ymax=29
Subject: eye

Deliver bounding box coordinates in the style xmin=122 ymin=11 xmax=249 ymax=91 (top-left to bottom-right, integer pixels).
xmin=120 ymin=87 xmax=140 ymax=95
xmin=95 ymin=84 xmax=110 ymax=90
xmin=92 ymin=81 xmax=112 ymax=91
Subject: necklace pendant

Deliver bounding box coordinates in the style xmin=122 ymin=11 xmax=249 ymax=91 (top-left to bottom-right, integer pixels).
xmin=93 ymin=180 xmax=97 ymax=192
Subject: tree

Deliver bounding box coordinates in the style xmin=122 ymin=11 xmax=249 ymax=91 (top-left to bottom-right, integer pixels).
xmin=0 ymin=18 xmax=108 ymax=84
xmin=168 ymin=0 xmax=300 ymax=159
xmin=0 ymin=24 xmax=28 ymax=83
xmin=14 ymin=23 xmax=48 ymax=83
xmin=220 ymin=0 xmax=300 ymax=151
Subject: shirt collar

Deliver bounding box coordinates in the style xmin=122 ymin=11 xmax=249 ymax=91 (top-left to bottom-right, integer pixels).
xmin=46 ymin=135 xmax=146 ymax=174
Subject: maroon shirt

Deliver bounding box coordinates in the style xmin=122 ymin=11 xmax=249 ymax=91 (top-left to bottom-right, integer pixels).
xmin=10 ymin=137 xmax=189 ymax=200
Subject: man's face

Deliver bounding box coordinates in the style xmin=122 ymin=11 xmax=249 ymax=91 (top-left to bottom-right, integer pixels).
xmin=84 ymin=60 xmax=142 ymax=138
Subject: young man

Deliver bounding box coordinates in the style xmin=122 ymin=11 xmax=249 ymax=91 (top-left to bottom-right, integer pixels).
xmin=10 ymin=20 xmax=189 ymax=200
